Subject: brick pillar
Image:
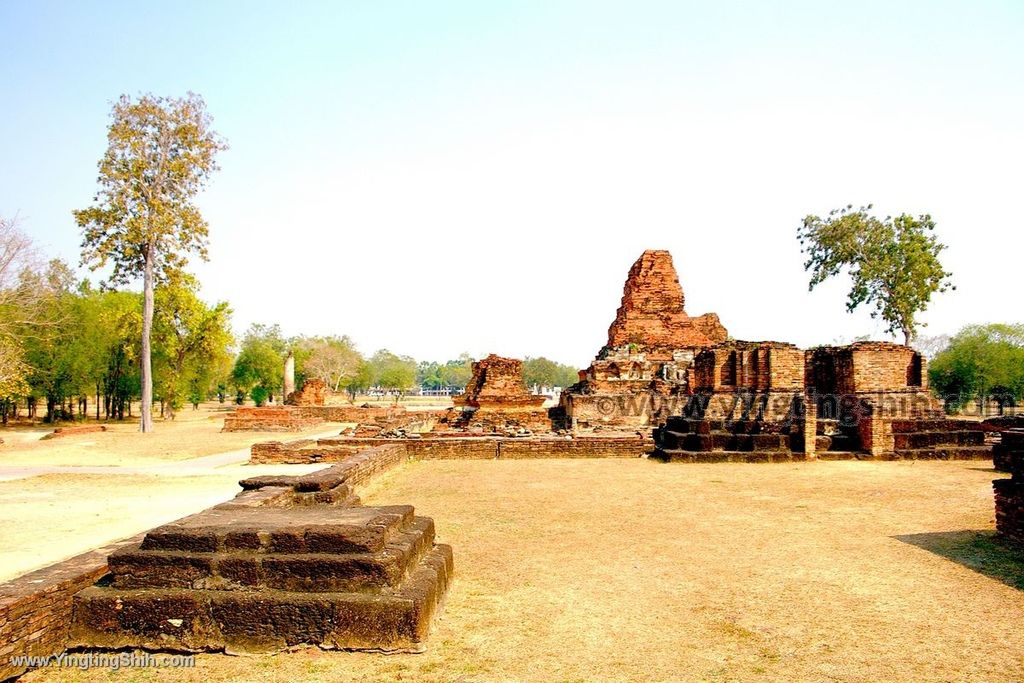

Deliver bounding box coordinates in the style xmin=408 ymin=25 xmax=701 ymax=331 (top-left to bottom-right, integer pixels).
xmin=802 ymin=395 xmax=817 ymax=460
xmin=857 ymin=400 xmax=893 ymax=457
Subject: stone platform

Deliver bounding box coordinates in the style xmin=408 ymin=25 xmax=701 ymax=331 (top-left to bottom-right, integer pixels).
xmin=68 ymin=465 xmax=453 ymax=654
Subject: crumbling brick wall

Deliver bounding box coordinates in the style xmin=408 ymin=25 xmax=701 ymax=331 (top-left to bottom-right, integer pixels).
xmin=806 ymin=342 xmax=927 ymax=394
xmin=993 ymin=430 xmax=1024 ymax=546
xmin=286 ymin=378 xmax=327 ymax=406
xmin=0 ymin=535 xmax=143 ymax=681
xmin=693 ymin=342 xmax=804 ymax=392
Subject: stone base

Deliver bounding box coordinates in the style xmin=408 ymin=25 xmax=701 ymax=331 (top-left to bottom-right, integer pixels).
xmin=69 ymin=545 xmax=453 ymax=654
xmin=68 ymin=466 xmax=453 ymax=655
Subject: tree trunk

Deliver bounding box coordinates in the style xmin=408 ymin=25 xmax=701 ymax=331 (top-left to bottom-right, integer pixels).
xmin=903 ymin=328 xmax=912 ymax=346
xmin=140 ymin=249 xmax=155 ymax=432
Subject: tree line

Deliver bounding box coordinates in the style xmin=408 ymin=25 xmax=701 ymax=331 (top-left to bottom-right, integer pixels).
xmin=0 ymin=217 xmax=582 ymax=423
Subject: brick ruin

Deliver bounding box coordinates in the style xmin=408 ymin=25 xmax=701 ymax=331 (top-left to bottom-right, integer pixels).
xmin=221 ymin=406 xmax=323 ymax=432
xmin=68 ymin=462 xmax=452 ymax=654
xmin=442 ymin=354 xmax=550 ymax=434
xmin=993 ymin=429 xmax=1024 ymax=546
xmin=558 ymin=250 xmax=727 ymax=429
xmin=286 ymin=377 xmax=328 ymax=406
xmin=558 ymin=249 xmax=990 ymax=462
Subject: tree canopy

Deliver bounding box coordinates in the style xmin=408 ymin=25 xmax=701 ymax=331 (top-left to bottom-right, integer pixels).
xmin=798 ymin=205 xmax=953 ymax=345
xmin=522 ymin=357 xmax=579 ymax=390
xmin=929 ymin=323 xmax=1024 ymax=414
xmin=74 ymin=92 xmax=227 ymax=431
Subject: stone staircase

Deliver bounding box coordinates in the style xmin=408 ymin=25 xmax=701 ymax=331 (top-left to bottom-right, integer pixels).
xmin=68 ymin=466 xmax=452 ymax=654
xmin=652 ymin=417 xmax=808 ymax=462
xmin=888 ymin=419 xmax=989 ymax=460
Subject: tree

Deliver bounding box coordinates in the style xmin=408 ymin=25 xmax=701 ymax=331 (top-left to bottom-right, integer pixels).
xmin=417 ymin=354 xmax=473 ymax=391
xmin=232 ymin=323 xmax=285 ymax=402
xmin=370 ymin=350 xmax=417 ymax=397
xmin=296 ymin=336 xmax=364 ymax=393
xmin=152 ymin=281 xmax=232 ymax=418
xmin=797 ymin=205 xmax=953 ymax=345
xmin=523 ymin=356 xmax=579 ymax=391
xmin=929 ymin=324 xmax=1024 ymax=415
xmin=74 ymin=93 xmax=227 ymax=432
xmin=0 ymin=216 xmax=54 ymax=413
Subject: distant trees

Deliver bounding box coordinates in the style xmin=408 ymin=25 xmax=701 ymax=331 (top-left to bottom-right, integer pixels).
xmin=929 ymin=323 xmax=1024 ymax=414
xmin=418 ymin=354 xmax=474 ymax=391
xmin=231 ymin=324 xmax=285 ymax=405
xmin=0 ymin=217 xmax=49 ymax=413
xmin=522 ymin=357 xmax=579 ymax=391
xmin=798 ymin=205 xmax=953 ymax=345
xmin=370 ymin=350 xmax=417 ymax=396
xmin=74 ymin=93 xmax=227 ymax=432
xmin=152 ymin=283 xmax=232 ymax=417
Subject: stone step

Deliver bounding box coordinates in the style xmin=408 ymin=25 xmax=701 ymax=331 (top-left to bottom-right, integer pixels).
xmin=70 ymin=544 xmax=454 ymax=654
xmin=110 ymin=518 xmax=435 ymax=592
xmin=140 ymin=505 xmax=415 ymax=554
xmin=892 ymin=430 xmax=985 ymax=450
xmin=887 ymin=446 xmax=992 ymax=461
xmin=677 ymin=433 xmax=792 ymax=452
xmin=651 ymin=449 xmax=807 ymax=463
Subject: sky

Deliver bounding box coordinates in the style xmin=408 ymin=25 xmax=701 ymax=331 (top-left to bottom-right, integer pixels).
xmin=1 ymin=1 xmax=1022 ymax=368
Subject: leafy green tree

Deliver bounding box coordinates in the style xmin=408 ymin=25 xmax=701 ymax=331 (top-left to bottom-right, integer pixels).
xmin=440 ymin=354 xmax=473 ymax=389
xmin=370 ymin=350 xmax=417 ymax=396
xmin=797 ymin=205 xmax=953 ymax=345
xmin=345 ymin=359 xmax=375 ymax=402
xmin=523 ymin=356 xmax=579 ymax=390
xmin=152 ymin=282 xmax=232 ymax=418
xmin=74 ymin=93 xmax=227 ymax=432
xmin=929 ymin=323 xmax=1024 ymax=414
xmin=232 ymin=323 xmax=285 ymax=401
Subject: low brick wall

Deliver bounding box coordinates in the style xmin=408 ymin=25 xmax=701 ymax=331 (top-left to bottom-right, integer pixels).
xmin=0 ymin=535 xmax=143 ymax=681
xmin=251 ymin=436 xmax=654 ymax=464
xmin=338 ymin=444 xmax=407 ymax=489
xmin=498 ymin=437 xmax=648 ymax=459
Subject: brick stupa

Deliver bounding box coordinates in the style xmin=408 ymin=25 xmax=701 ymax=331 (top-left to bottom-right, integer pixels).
xmin=606 ymin=250 xmax=727 ymax=351
xmin=558 ymin=250 xmax=729 ymax=428
xmin=449 ymin=354 xmax=550 ymax=433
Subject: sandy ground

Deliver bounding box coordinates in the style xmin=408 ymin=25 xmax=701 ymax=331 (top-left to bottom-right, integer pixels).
xmin=22 ymin=458 xmax=1024 ymax=683
xmin=0 ymin=406 xmax=342 ymax=467
xmin=0 ymin=463 xmax=328 ymax=582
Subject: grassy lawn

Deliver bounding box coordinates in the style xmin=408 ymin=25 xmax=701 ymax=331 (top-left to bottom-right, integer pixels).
xmin=24 ymin=458 xmax=1024 ymax=682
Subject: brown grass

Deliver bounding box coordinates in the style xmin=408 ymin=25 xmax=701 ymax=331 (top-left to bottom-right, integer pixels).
xmin=22 ymin=459 xmax=1024 ymax=682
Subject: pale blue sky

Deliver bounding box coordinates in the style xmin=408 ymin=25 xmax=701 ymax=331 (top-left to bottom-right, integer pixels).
xmin=1 ymin=1 xmax=1022 ymax=366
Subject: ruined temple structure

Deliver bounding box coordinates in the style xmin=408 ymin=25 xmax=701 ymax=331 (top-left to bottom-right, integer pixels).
xmin=287 ymin=377 xmax=328 ymax=407
xmin=993 ymin=429 xmax=1024 ymax=545
xmin=69 ymin=465 xmax=452 ymax=653
xmin=559 ymin=249 xmax=730 ymax=429
xmin=443 ymin=354 xmax=550 ymax=434
xmin=562 ymin=248 xmax=991 ymax=461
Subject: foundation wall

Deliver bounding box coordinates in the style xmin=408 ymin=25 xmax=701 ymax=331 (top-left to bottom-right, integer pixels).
xmin=0 ymin=535 xmax=143 ymax=681
xmin=251 ymin=436 xmax=653 ymax=464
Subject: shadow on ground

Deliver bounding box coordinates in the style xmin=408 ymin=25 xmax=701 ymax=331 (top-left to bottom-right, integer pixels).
xmin=894 ymin=530 xmax=1024 ymax=590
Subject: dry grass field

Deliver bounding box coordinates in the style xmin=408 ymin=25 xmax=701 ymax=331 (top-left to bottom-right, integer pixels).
xmin=23 ymin=458 xmax=1024 ymax=683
